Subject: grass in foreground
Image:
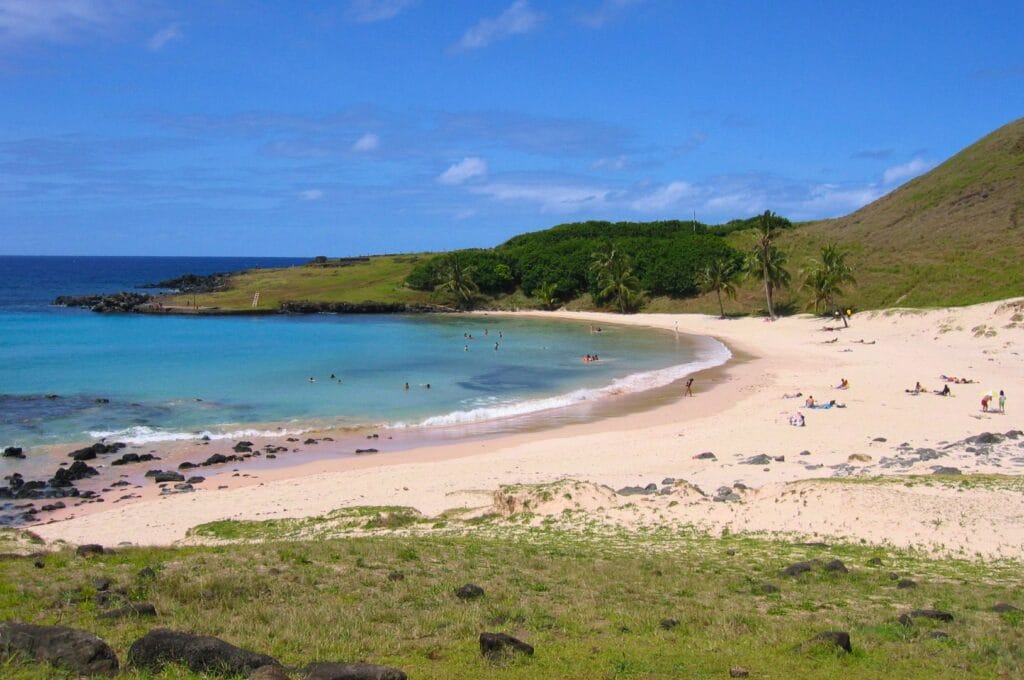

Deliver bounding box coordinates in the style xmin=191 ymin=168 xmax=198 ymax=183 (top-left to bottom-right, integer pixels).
xmin=2 ymin=526 xmax=1023 ymax=679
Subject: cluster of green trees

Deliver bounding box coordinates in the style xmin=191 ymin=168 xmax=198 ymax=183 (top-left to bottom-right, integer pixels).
xmin=406 ymin=219 xmax=749 ymax=310
xmin=407 ymin=214 xmax=856 ymax=317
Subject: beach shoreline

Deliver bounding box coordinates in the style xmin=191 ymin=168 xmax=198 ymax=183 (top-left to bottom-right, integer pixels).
xmin=25 ymin=299 xmax=1024 ymax=559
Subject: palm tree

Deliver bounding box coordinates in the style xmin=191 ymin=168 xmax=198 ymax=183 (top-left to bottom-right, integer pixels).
xmin=801 ymin=243 xmax=856 ymax=325
xmin=697 ymin=256 xmax=740 ymax=318
xmin=590 ymin=247 xmax=645 ymax=313
xmin=534 ymin=282 xmax=560 ymax=311
xmin=747 ymin=210 xmax=789 ymax=319
xmin=433 ymin=253 xmax=479 ymax=310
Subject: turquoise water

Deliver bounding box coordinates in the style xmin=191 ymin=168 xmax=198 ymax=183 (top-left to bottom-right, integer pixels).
xmin=0 ymin=257 xmax=729 ymax=450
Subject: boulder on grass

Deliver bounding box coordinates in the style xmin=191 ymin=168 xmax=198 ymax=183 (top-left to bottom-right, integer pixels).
xmin=0 ymin=621 xmax=119 ymax=676
xmin=127 ymin=628 xmax=276 ymax=675
xmin=479 ymin=632 xmax=534 ymax=661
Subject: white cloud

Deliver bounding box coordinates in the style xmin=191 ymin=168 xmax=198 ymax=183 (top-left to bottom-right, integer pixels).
xmin=146 ymin=23 xmax=182 ymax=51
xmin=882 ymin=157 xmax=934 ymax=185
xmin=472 ymin=182 xmax=610 ymax=213
xmin=351 ymin=132 xmax=379 ymax=152
xmin=437 ymin=157 xmax=487 ymax=185
xmin=0 ymin=0 xmax=130 ymax=47
xmin=299 ymin=189 xmax=324 ymax=201
xmin=591 ymin=155 xmax=629 ymax=171
xmin=345 ymin=0 xmax=417 ymax=23
xmin=453 ymin=0 xmax=543 ymax=51
xmin=630 ymin=181 xmax=696 ymax=211
xmin=576 ymin=0 xmax=643 ymax=29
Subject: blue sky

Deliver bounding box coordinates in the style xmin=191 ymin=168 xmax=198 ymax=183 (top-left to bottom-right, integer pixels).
xmin=1 ymin=0 xmax=1021 ymax=256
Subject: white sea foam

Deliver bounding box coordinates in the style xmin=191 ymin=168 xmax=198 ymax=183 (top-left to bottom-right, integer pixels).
xmin=397 ymin=336 xmax=732 ymax=429
xmin=85 ymin=425 xmax=310 ymax=445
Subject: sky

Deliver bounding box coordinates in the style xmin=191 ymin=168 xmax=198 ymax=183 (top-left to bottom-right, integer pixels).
xmin=1 ymin=0 xmax=1022 ymax=256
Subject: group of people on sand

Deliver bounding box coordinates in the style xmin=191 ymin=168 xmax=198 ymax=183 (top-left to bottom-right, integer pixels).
xmin=904 ymin=377 xmax=1007 ymax=413
xmin=784 ymin=379 xmax=851 ymax=426
xmin=982 ymin=390 xmax=1007 ymax=413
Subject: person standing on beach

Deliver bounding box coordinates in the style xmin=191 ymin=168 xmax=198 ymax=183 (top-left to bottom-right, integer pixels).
xmin=684 ymin=378 xmax=694 ymax=396
xmin=999 ymin=390 xmax=1006 ymax=413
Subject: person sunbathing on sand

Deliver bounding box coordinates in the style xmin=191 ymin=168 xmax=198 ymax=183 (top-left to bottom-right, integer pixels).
xmin=933 ymin=384 xmax=951 ymax=396
xmin=835 ymin=378 xmax=849 ymax=389
xmin=905 ymin=382 xmax=924 ymax=394
xmin=783 ymin=391 xmax=803 ymax=399
xmin=804 ymin=396 xmax=815 ymax=408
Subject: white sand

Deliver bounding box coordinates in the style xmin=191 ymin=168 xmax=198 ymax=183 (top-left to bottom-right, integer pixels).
xmin=32 ymin=299 xmax=1024 ymax=558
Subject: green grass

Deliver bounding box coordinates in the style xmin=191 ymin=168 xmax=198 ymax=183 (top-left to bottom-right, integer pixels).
xmin=2 ymin=525 xmax=1024 ymax=679
xmin=167 ymin=256 xmax=435 ymax=311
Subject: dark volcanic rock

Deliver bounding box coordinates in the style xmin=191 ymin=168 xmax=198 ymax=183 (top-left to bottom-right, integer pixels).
xmin=808 ymin=631 xmax=852 ymax=653
xmin=901 ymin=609 xmax=954 ymax=624
xmin=455 ymin=583 xmax=485 ymax=600
xmin=616 ymin=483 xmax=658 ymax=495
xmin=2 ymin=446 xmax=25 ymax=459
xmin=76 ymin=544 xmax=105 ymax=558
xmin=355 ymin=448 xmax=379 ymax=454
xmin=742 ymin=454 xmax=773 ymax=465
xmin=152 ymin=471 xmax=185 ymax=484
xmin=781 ymin=561 xmax=813 ymax=577
xmin=249 ymin=666 xmax=291 ymax=680
xmin=54 ymin=292 xmax=152 ymax=313
xmin=203 ymin=453 xmax=238 ymax=466
xmin=897 ymin=579 xmax=917 ymax=589
xmin=659 ymin=618 xmax=680 ymax=630
xmin=0 ymin=621 xmax=119 ymax=676
xmin=866 ymin=557 xmax=884 ymax=567
xmin=479 ymin=632 xmax=534 ymax=660
xmin=304 ymin=661 xmax=408 ymax=680
xmin=969 ymin=432 xmax=1003 ymax=445
xmin=97 ymin=602 xmax=157 ymax=619
xmin=50 ymin=460 xmax=99 ymax=487
xmin=139 ymin=272 xmax=231 ymax=294
xmin=932 ymin=466 xmax=962 ymax=476
xmin=991 ymin=602 xmax=1021 ymax=613
xmin=68 ymin=442 xmax=126 ymax=461
xmin=693 ymin=451 xmax=716 ymax=460
xmin=825 ymin=559 xmax=848 ymax=573
xmin=127 ymin=628 xmax=276 ymax=675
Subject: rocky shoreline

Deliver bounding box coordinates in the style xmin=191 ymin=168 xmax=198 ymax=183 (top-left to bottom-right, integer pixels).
xmin=53 ymin=293 xmax=452 ymax=315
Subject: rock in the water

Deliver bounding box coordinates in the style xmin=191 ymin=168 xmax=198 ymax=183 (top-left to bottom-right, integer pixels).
xmin=127 ymin=628 xmax=277 ymax=675
xmin=455 ymin=583 xmax=484 ymax=600
xmin=304 ymin=661 xmax=407 ymax=680
xmin=781 ymin=561 xmax=813 ymax=576
xmin=76 ymin=544 xmax=105 ymax=558
xmin=97 ymin=602 xmax=157 ymax=619
xmin=2 ymin=446 xmax=25 ymax=459
xmin=0 ymin=621 xmax=119 ymax=676
xmin=809 ymin=631 xmax=852 ymax=653
xmin=479 ymin=632 xmax=534 ymax=661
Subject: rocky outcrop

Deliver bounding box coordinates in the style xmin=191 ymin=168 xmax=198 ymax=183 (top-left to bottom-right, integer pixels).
xmin=139 ymin=272 xmax=231 ymax=293
xmin=127 ymin=628 xmax=277 ymax=675
xmin=53 ymin=293 xmax=152 ymax=313
xmin=0 ymin=621 xmax=119 ymax=676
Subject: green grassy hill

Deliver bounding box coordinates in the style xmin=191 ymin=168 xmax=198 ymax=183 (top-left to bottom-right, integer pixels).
xmin=781 ymin=116 xmax=1024 ymax=310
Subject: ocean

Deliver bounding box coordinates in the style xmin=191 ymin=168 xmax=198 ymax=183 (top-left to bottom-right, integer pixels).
xmin=0 ymin=256 xmax=729 ymax=451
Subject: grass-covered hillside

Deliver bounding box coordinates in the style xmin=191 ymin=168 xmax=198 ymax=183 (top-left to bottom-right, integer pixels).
xmin=3 ymin=518 xmax=1023 ymax=679
xmin=171 ymin=117 xmax=1024 ymax=315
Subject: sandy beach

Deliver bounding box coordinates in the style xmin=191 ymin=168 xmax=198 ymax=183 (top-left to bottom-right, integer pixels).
xmin=29 ymin=299 xmax=1024 ymax=559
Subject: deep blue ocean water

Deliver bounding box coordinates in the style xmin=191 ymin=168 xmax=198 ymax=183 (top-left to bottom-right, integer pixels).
xmin=0 ymin=256 xmax=728 ymax=449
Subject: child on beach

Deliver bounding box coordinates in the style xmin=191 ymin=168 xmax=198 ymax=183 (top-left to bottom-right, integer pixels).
xmin=982 ymin=394 xmax=992 ymax=412
xmin=999 ymin=390 xmax=1006 ymax=413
